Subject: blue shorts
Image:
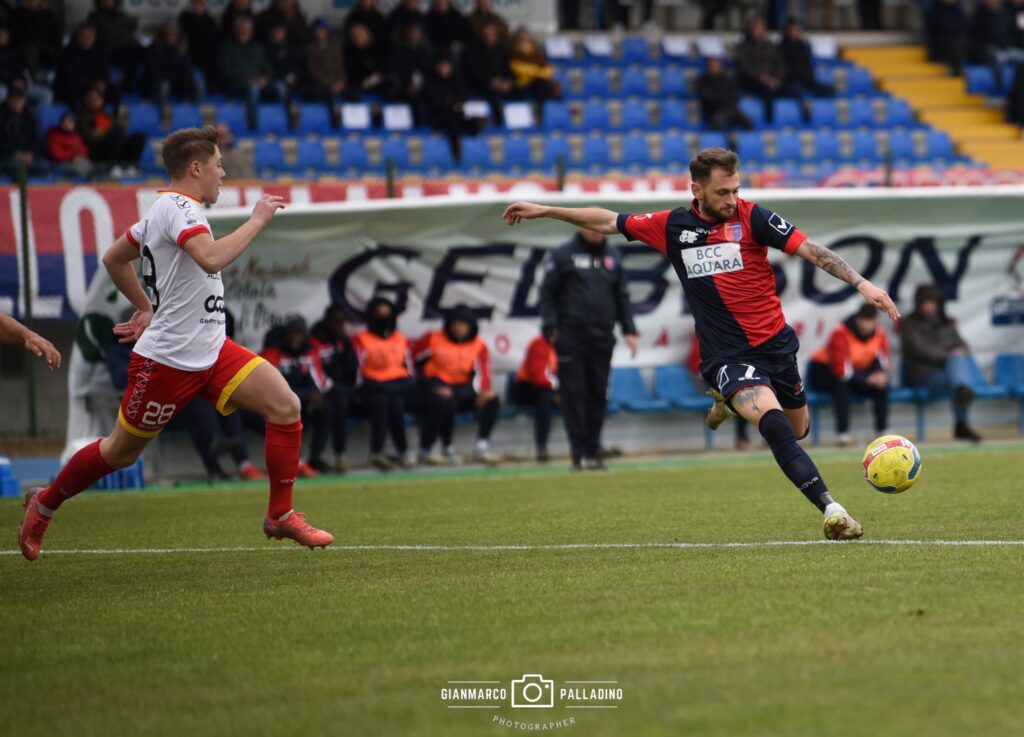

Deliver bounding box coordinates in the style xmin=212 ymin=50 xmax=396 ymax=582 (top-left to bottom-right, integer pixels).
xmin=701 ymin=350 xmax=808 ymax=411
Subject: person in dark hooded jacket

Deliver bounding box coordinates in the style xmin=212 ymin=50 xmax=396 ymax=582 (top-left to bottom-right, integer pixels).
xmin=261 ymin=315 xmax=331 ymax=475
xmin=807 ymin=304 xmax=891 ymax=445
xmin=311 ymin=304 xmax=359 ymax=473
xmin=412 ymin=304 xmax=499 ymax=465
xmin=901 ymin=284 xmax=982 ymax=442
xmin=352 ymin=296 xmax=416 ymax=469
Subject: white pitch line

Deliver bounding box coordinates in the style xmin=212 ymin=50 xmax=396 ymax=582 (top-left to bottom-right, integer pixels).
xmin=2 ymin=540 xmax=1024 ymax=557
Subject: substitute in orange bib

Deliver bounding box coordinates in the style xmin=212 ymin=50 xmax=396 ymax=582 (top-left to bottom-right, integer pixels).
xmin=807 ymin=304 xmax=890 ymax=445
xmin=18 ymin=126 xmax=333 ymax=561
xmin=512 ymin=325 xmax=559 ymax=462
xmin=412 ymin=304 xmax=500 ymax=465
xmin=353 ymin=296 xmax=417 ymax=470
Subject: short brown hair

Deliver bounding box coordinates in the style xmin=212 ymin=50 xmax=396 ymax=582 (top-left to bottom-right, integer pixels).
xmin=161 ymin=126 xmax=219 ymax=179
xmin=689 ymin=147 xmax=740 ymax=184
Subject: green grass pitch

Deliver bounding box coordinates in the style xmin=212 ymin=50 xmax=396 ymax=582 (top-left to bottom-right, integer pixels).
xmin=3 ymin=444 xmax=1024 ymax=737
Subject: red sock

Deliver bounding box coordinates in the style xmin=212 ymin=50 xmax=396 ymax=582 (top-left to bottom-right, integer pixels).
xmin=38 ymin=439 xmax=114 ymax=512
xmin=265 ymin=421 xmax=302 ymax=520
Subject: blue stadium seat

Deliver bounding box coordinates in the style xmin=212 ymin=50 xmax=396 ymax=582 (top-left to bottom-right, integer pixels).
xmin=887 ymin=130 xmax=916 ymax=162
xmin=965 ymin=65 xmax=996 ymax=95
xmin=739 ymin=96 xmax=766 ymax=128
xmin=661 ymin=133 xmax=689 ymax=167
xmin=381 ymin=138 xmax=411 ymax=171
xmin=460 ymin=137 xmax=492 ymax=173
xmin=659 ymin=99 xmax=688 ymax=129
xmin=659 ymin=67 xmax=688 ymax=97
xmin=541 ymin=100 xmax=570 ymax=131
xmin=503 ymin=136 xmax=532 ymax=169
xmin=420 ymin=137 xmax=455 ymax=172
xmin=582 ymin=135 xmax=609 ymax=170
xmin=139 ymin=139 xmax=163 ymax=174
xmin=653 ymin=365 xmax=713 ymax=411
xmin=813 ymin=130 xmax=840 ymax=161
xmin=126 ymin=102 xmax=163 ymax=136
xmin=774 ymin=132 xmax=803 ymax=162
xmin=38 ymin=104 xmax=66 ymax=134
xmin=843 ymin=66 xmax=875 ymax=95
xmin=620 ymin=66 xmax=649 ymax=97
xmin=850 ymin=130 xmax=880 ymax=162
xmin=961 ymin=355 xmax=1010 ymax=400
xmin=697 ymin=132 xmax=728 ymax=150
xmin=926 ymin=130 xmax=956 ymax=160
xmin=735 ymin=132 xmax=766 ymax=162
xmin=582 ymin=66 xmax=611 ymax=97
xmin=846 ymin=100 xmax=877 ymax=128
xmin=215 ymin=102 xmax=249 ymax=134
xmin=814 ymin=65 xmax=836 ymax=90
xmin=254 ymin=139 xmax=285 ymax=175
xmin=809 ymin=99 xmax=838 ymax=128
xmin=295 ymin=103 xmax=332 ymax=135
xmin=772 ymin=99 xmax=803 ymax=128
xmin=621 ymin=133 xmax=652 ymax=169
xmin=553 ymin=67 xmax=574 ymax=97
xmin=256 ymin=104 xmax=289 ymax=136
xmin=294 ymin=139 xmax=327 ymax=173
xmin=621 ymin=36 xmax=651 ymax=65
xmin=338 ymin=138 xmax=369 ymax=173
xmin=541 ymin=136 xmax=571 ymax=169
xmin=885 ymin=98 xmax=915 ymax=127
xmin=580 ymin=99 xmax=610 ymax=130
xmin=610 ymin=368 xmax=670 ymax=413
xmin=994 ymin=353 xmax=1024 ymax=433
xmin=169 ymin=103 xmax=203 ymax=131
xmin=621 ymin=100 xmax=650 ymax=130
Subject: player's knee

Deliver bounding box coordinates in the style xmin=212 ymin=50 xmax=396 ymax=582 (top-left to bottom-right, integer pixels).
xmin=267 ymin=389 xmax=301 ymax=424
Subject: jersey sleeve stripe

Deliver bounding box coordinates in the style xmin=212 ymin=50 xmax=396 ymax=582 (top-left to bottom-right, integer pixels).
xmin=177 ymin=225 xmax=211 ymax=249
xmin=783 ymin=229 xmax=807 ymax=255
xmin=616 ymin=213 xmax=632 ymax=240
xmin=125 ymin=229 xmax=140 ymax=249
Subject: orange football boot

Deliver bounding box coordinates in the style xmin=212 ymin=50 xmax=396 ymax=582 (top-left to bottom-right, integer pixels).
xmin=263 ymin=511 xmax=334 ymax=549
xmin=18 ymin=487 xmax=51 ymax=562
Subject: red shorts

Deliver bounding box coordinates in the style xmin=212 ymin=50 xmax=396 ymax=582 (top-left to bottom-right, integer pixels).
xmin=118 ymin=338 xmax=265 ymax=438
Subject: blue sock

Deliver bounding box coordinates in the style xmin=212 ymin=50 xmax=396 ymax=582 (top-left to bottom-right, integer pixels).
xmin=758 ymin=409 xmax=834 ymax=513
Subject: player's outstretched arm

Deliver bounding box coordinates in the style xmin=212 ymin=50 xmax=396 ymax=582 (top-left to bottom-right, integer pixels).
xmin=794 ymin=238 xmax=900 ymax=320
xmin=184 ymin=194 xmax=285 ymax=274
xmin=502 ymin=201 xmax=619 ymax=234
xmin=0 ymin=313 xmax=62 ymax=371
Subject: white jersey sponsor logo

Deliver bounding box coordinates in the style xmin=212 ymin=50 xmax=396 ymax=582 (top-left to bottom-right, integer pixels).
xmin=129 ymin=192 xmax=226 ymax=371
xmin=682 ymin=242 xmax=744 ymax=278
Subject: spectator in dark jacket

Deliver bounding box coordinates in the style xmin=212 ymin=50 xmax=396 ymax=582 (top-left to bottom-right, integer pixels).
xmin=75 ymin=84 xmax=145 ymax=170
xmin=311 ymin=305 xmax=360 ymax=473
xmin=927 ymin=0 xmax=967 ymax=75
xmin=423 ymin=51 xmax=480 ymax=161
xmin=256 ymin=0 xmax=309 ymax=47
xmin=261 ymin=315 xmax=330 ymax=476
xmin=1013 ymin=0 xmax=1024 ymax=50
xmin=219 ymin=16 xmax=283 ymax=106
xmin=46 ymin=111 xmax=93 ymax=178
xmin=264 ymin=21 xmax=304 ymax=100
xmin=969 ymin=0 xmax=1024 ymax=90
xmin=304 ymin=18 xmax=347 ymax=101
xmin=220 ymin=0 xmax=256 ymax=39
xmin=139 ymin=24 xmax=200 ymax=105
xmin=86 ymin=0 xmax=143 ymax=75
xmin=735 ymin=16 xmax=801 ymax=124
xmin=387 ymin=0 xmax=424 ymax=45
xmin=696 ymin=56 xmax=753 ymax=131
xmin=425 ymin=0 xmax=472 ymax=54
xmin=343 ymin=0 xmax=388 ymax=57
xmin=8 ymin=0 xmax=63 ymax=72
xmin=0 ymin=24 xmax=26 ymax=95
xmin=179 ymin=0 xmax=221 ymax=92
xmin=468 ymin=0 xmax=509 ymax=43
xmin=779 ymin=18 xmax=834 ymax=97
xmin=387 ymin=22 xmax=431 ymax=107
xmin=901 ymin=284 xmax=982 ymax=442
xmin=344 ymin=22 xmax=389 ymax=97
xmin=0 ymin=85 xmax=41 ymax=176
xmin=464 ymin=21 xmax=514 ymax=125
xmin=1007 ymin=62 xmax=1024 ymax=124
xmin=53 ymin=23 xmax=111 ymax=108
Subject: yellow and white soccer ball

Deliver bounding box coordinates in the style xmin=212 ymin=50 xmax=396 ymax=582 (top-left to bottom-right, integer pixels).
xmin=862 ymin=434 xmax=922 ymax=494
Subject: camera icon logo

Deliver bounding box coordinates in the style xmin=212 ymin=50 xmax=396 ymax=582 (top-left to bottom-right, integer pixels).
xmin=510 ymin=674 xmax=555 ymax=709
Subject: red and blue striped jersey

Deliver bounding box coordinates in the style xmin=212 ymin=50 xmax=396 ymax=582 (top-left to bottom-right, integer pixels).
xmin=617 ymin=197 xmax=807 ymax=370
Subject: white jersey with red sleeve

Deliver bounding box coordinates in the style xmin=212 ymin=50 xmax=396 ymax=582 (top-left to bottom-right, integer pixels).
xmin=126 ymin=190 xmax=226 ymax=371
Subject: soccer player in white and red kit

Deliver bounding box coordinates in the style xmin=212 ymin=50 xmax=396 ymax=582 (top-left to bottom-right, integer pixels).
xmin=503 ymin=147 xmax=901 ymax=540
xmin=18 ymin=127 xmax=333 ymax=560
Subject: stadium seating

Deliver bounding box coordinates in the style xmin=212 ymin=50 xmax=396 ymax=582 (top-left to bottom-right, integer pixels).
xmin=216 ymin=102 xmax=249 ymax=134
xmin=652 ymin=365 xmax=714 ymax=449
xmin=256 ymin=104 xmax=289 ymax=136
xmin=609 ymin=368 xmax=671 ymax=413
xmin=254 ymin=139 xmax=285 ymax=176
xmin=295 ymin=139 xmax=328 ymax=173
xmin=994 ymin=353 xmax=1024 ymax=433
xmin=295 ymin=104 xmax=333 ymax=136
xmin=126 ymin=103 xmax=164 ymax=137
xmin=170 ymin=103 xmax=204 ymax=131
xmin=460 ymin=137 xmax=493 ymax=174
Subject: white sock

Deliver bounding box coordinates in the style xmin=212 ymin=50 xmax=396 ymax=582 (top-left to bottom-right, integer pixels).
xmin=824 ymin=502 xmax=846 ymax=517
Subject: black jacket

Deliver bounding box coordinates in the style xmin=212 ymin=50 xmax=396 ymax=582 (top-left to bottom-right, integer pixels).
xmin=538 ymin=234 xmax=636 ymax=339
xmin=311 ymin=320 xmax=359 ymax=389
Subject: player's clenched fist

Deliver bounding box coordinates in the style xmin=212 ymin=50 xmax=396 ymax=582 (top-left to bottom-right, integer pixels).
xmin=503 ymin=201 xmax=548 ymax=226
xmin=252 ymin=194 xmax=286 ymax=227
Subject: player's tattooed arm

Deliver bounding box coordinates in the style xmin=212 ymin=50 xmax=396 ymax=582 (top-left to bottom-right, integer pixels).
xmin=794 ymin=238 xmax=901 ymax=320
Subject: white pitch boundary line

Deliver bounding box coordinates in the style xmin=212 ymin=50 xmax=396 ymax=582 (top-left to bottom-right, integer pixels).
xmin=3 ymin=540 xmax=1024 ymax=557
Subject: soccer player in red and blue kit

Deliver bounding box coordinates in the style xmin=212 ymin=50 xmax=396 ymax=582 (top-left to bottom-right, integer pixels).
xmin=503 ymin=147 xmax=901 ymax=540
